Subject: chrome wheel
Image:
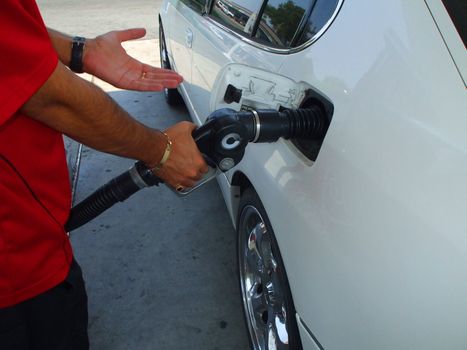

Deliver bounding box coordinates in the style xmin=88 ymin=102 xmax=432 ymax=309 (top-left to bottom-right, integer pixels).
xmin=238 ymin=189 xmax=302 ymax=350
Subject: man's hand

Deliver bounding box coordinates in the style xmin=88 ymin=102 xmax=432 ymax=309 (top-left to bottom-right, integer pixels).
xmin=83 ymin=28 xmax=183 ymax=91
xmin=151 ymin=122 xmax=209 ymax=189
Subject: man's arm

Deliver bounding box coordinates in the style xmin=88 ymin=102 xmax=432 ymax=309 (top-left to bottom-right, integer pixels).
xmin=46 ymin=28 xmax=73 ymax=67
xmin=47 ymin=28 xmax=183 ymax=91
xmin=20 ymin=61 xmax=207 ymax=188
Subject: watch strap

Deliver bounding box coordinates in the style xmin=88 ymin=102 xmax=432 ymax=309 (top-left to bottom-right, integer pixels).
xmin=70 ymin=36 xmax=86 ymax=73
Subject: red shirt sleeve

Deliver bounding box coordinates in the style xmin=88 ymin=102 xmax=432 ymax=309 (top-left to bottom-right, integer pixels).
xmin=0 ymin=0 xmax=58 ymax=125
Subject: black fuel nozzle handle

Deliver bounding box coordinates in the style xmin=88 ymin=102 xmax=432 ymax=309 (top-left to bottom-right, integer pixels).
xmin=194 ymin=106 xmax=328 ymax=170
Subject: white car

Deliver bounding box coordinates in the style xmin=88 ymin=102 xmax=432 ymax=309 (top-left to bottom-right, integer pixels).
xmin=158 ymin=0 xmax=467 ymax=349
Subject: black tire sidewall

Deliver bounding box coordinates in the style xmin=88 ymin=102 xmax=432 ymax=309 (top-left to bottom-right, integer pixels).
xmin=237 ymin=187 xmax=303 ymax=350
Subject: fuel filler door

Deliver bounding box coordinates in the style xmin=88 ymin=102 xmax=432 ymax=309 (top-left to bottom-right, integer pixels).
xmin=210 ymin=63 xmax=333 ymax=162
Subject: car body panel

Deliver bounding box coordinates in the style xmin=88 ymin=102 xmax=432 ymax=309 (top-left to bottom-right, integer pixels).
xmin=297 ymin=316 xmax=322 ymax=350
xmin=163 ymin=1 xmax=194 ymax=93
xmin=267 ymin=1 xmax=467 ymax=348
xmin=160 ymin=0 xmax=467 ymax=348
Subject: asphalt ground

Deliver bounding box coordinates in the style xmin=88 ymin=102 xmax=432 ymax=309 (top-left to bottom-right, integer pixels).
xmin=37 ymin=1 xmax=250 ymax=349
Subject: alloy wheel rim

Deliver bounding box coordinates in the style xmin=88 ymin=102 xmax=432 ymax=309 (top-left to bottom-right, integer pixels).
xmin=239 ymin=205 xmax=290 ymax=350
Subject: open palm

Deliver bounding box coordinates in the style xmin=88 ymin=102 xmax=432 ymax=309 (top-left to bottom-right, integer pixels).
xmin=83 ymin=28 xmax=183 ymax=91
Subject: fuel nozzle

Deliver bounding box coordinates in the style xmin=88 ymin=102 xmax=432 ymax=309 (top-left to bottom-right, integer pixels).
xmin=193 ymin=106 xmax=329 ymax=171
xmin=238 ymin=106 xmax=329 ymax=142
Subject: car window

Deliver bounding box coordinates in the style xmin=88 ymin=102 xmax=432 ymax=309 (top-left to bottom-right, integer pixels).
xmin=254 ymin=0 xmax=309 ymax=47
xmin=441 ymin=0 xmax=467 ymax=46
xmin=181 ymin=0 xmax=208 ymax=13
xmin=294 ymin=0 xmax=340 ymax=47
xmin=211 ymin=0 xmax=264 ymax=35
xmin=208 ymin=0 xmax=342 ymax=50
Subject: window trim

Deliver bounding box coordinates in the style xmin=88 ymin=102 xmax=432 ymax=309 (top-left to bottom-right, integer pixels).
xmin=204 ymin=0 xmax=344 ymax=54
xmin=441 ymin=0 xmax=466 ymax=46
xmin=250 ymin=0 xmax=269 ymax=38
xmin=289 ymin=0 xmax=318 ymax=47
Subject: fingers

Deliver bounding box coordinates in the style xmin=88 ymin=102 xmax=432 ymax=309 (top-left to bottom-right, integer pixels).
xmin=200 ymin=162 xmax=210 ymax=175
xmin=162 ymin=80 xmax=181 ymax=88
xmin=156 ymin=167 xmax=199 ymax=189
xmin=138 ymin=80 xmax=181 ymax=90
xmin=171 ymin=163 xmax=208 ymax=189
xmin=140 ymin=72 xmax=182 ymax=87
xmin=126 ymin=80 xmax=179 ymax=92
xmin=116 ymin=28 xmax=146 ymax=42
xmin=126 ymin=66 xmax=183 ymax=91
xmin=123 ymin=70 xmax=183 ymax=91
xmin=143 ymin=67 xmax=183 ymax=83
xmin=142 ymin=72 xmax=183 ymax=85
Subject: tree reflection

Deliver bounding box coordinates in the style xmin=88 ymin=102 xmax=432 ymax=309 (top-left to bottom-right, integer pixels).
xmin=262 ymin=1 xmax=305 ymax=46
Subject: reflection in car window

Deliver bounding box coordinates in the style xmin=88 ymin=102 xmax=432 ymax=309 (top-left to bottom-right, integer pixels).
xmin=442 ymin=0 xmax=467 ymax=46
xmin=208 ymin=0 xmax=342 ymax=50
xmin=295 ymin=0 xmax=339 ymax=47
xmin=254 ymin=0 xmax=308 ymax=47
xmin=181 ymin=0 xmax=208 ymax=13
xmin=211 ymin=0 xmax=264 ymax=35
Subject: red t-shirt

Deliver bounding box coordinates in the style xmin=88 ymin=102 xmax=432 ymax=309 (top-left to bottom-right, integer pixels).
xmin=0 ymin=0 xmax=73 ymax=307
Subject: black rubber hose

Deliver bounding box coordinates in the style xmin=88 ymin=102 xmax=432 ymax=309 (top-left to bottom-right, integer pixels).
xmin=65 ymin=162 xmax=162 ymax=232
xmin=282 ymin=105 xmax=329 ymax=139
xmin=245 ymin=106 xmax=328 ymax=142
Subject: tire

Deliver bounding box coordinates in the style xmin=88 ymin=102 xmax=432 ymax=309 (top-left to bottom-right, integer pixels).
xmin=237 ymin=188 xmax=303 ymax=350
xmin=159 ymin=21 xmax=184 ymax=106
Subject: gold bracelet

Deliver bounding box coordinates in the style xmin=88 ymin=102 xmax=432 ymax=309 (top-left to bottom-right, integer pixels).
xmin=152 ymin=132 xmax=172 ymax=171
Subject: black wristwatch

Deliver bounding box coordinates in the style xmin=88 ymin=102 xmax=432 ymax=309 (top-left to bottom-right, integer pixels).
xmin=69 ymin=36 xmax=86 ymax=73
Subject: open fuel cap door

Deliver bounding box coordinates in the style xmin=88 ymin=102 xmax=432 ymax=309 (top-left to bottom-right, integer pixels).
xmin=210 ymin=63 xmax=306 ymax=113
xmin=210 ymin=63 xmax=334 ymax=162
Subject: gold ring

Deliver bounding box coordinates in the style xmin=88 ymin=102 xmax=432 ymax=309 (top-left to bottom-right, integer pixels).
xmin=176 ymin=184 xmax=184 ymax=192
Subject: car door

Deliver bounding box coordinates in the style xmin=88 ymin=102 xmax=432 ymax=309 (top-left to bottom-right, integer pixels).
xmin=163 ymin=0 xmax=207 ymax=101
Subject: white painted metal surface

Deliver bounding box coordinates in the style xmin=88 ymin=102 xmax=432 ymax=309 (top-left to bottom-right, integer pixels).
xmin=160 ymin=0 xmax=467 ymax=348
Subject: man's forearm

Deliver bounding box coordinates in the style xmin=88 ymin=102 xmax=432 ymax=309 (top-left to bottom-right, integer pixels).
xmin=21 ymin=61 xmax=166 ymax=167
xmin=47 ymin=28 xmax=73 ymax=67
